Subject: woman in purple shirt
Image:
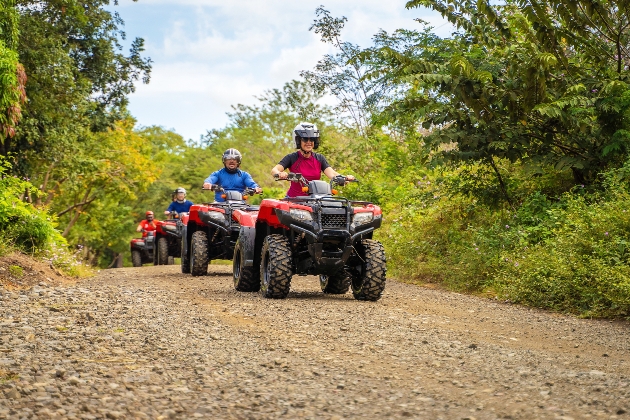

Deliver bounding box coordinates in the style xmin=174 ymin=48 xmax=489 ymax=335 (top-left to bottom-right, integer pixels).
xmin=271 ymin=122 xmax=354 ymax=197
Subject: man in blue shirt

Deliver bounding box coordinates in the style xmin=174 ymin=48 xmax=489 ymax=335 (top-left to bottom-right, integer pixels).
xmin=202 ymin=148 xmax=262 ymax=202
xmin=165 ymin=187 xmax=193 ymax=215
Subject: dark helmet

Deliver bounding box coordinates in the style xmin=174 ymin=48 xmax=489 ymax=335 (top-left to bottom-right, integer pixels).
xmin=222 ymin=148 xmax=242 ymax=165
xmin=294 ymin=122 xmax=320 ymax=150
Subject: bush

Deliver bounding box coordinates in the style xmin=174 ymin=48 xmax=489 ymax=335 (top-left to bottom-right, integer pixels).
xmin=358 ymin=158 xmax=630 ymax=318
xmin=0 ymin=158 xmax=63 ymax=253
xmin=0 ymin=157 xmax=89 ymax=276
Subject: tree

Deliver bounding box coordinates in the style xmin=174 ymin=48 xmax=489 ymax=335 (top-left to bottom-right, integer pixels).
xmin=365 ymin=0 xmax=630 ymax=185
xmin=0 ymin=0 xmax=26 ymax=140
xmin=2 ymin=0 xmax=151 ymax=173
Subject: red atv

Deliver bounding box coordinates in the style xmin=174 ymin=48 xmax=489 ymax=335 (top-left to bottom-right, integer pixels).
xmin=130 ymin=230 xmax=155 ymax=267
xmin=153 ymin=213 xmax=182 ymax=265
xmin=180 ymin=186 xmax=260 ymax=276
xmin=233 ymin=173 xmax=386 ymax=301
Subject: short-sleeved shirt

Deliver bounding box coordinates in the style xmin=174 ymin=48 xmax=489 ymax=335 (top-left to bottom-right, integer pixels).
xmin=138 ymin=220 xmax=156 ymax=237
xmin=278 ymin=151 xmax=330 ymax=197
xmin=166 ymin=200 xmax=193 ymax=214
xmin=203 ymin=168 xmax=259 ymax=202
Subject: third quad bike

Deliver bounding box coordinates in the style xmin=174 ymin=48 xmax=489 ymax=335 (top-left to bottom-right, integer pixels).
xmin=233 ymin=173 xmax=386 ymax=301
xmin=153 ymin=213 xmax=181 ymax=265
xmin=180 ymin=186 xmax=260 ymax=276
xmin=130 ymin=230 xmax=155 ymax=267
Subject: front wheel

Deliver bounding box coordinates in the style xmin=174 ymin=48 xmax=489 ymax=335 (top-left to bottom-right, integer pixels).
xmin=351 ymin=239 xmax=386 ymax=301
xmin=260 ymin=235 xmax=292 ymax=299
xmin=320 ymin=269 xmax=351 ymax=294
xmin=131 ymin=250 xmax=142 ymax=267
xmin=157 ymin=237 xmax=169 ymax=265
xmin=233 ymin=239 xmax=260 ymax=292
xmin=190 ymin=231 xmax=209 ymax=276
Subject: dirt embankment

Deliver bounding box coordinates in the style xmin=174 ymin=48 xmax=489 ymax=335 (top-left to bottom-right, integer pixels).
xmin=1 ymin=264 xmax=629 ymax=419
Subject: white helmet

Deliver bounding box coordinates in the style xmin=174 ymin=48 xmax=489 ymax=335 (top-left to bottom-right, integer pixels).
xmin=222 ymin=148 xmax=242 ymax=164
xmin=293 ymin=122 xmax=320 ymax=150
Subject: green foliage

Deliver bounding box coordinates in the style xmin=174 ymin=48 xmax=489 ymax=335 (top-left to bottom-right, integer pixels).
xmin=0 ymin=156 xmax=63 ymax=254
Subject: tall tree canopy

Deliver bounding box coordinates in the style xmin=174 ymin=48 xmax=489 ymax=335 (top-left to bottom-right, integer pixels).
xmin=357 ymin=0 xmax=630 ymax=184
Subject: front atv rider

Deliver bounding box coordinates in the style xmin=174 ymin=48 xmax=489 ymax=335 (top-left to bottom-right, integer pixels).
xmin=202 ymin=148 xmax=262 ymax=201
xmin=271 ymin=122 xmax=354 ymax=196
xmin=136 ymin=211 xmax=156 ymax=235
xmin=165 ymin=187 xmax=193 ymax=216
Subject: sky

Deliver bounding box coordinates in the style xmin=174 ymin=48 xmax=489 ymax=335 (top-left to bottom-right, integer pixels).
xmin=115 ymin=0 xmax=452 ymax=141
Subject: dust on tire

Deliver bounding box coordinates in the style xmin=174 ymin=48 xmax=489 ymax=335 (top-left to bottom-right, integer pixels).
xmin=260 ymin=234 xmax=292 ymax=299
xmin=351 ymin=239 xmax=386 ymax=301
xmin=190 ymin=231 xmax=209 ymax=276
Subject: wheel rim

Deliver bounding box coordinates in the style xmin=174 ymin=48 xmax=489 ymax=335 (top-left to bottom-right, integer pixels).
xmin=233 ymin=247 xmax=242 ymax=287
xmin=319 ymin=275 xmax=328 ymax=290
xmin=262 ymin=248 xmax=270 ymax=290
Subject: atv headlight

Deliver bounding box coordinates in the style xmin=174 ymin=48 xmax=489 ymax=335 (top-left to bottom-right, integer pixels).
xmin=290 ymin=209 xmax=313 ymax=221
xmin=352 ymin=212 xmax=374 ymax=227
xmin=207 ymin=211 xmax=226 ymax=222
xmin=163 ymin=224 xmax=177 ymax=232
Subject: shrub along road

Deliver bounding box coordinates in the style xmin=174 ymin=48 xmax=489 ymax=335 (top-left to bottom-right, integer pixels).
xmin=1 ymin=265 xmax=629 ymax=419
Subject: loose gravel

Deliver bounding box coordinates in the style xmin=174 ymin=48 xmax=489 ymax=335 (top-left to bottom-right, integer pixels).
xmin=1 ymin=264 xmax=629 ymax=419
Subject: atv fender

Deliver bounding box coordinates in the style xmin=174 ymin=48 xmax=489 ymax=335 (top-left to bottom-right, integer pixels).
xmin=238 ymin=226 xmax=256 ymax=267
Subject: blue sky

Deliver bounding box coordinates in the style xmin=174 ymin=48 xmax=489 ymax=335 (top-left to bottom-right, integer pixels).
xmin=115 ymin=0 xmax=452 ymax=141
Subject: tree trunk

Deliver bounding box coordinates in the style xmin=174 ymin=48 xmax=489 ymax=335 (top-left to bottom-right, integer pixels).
xmin=487 ymin=155 xmax=513 ymax=207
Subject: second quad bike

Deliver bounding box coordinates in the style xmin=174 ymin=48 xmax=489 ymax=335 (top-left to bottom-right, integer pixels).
xmin=180 ymin=186 xmax=260 ymax=276
xmin=233 ymin=173 xmax=386 ymax=301
xmin=153 ymin=213 xmax=181 ymax=265
xmin=130 ymin=230 xmax=155 ymax=267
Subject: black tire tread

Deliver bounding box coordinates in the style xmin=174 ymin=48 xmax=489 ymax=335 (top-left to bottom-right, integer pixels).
xmin=233 ymin=239 xmax=260 ymax=292
xmin=181 ymin=238 xmax=191 ymax=274
xmin=260 ymin=235 xmax=292 ymax=299
xmin=321 ymin=269 xmax=351 ymax=294
xmin=131 ymin=250 xmax=142 ymax=267
xmin=190 ymin=231 xmax=209 ymax=276
xmin=157 ymin=237 xmax=169 ymax=265
xmin=352 ymin=239 xmax=387 ymax=301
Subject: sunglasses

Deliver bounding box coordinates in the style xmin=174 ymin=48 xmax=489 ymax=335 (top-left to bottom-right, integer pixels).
xmin=301 ymin=139 xmax=314 ymax=143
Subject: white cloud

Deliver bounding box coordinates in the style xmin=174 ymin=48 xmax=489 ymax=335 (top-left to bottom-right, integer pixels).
xmin=117 ymin=0 xmax=452 ymax=140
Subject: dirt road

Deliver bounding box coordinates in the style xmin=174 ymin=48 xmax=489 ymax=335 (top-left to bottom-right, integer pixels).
xmin=1 ymin=264 xmax=629 ymax=419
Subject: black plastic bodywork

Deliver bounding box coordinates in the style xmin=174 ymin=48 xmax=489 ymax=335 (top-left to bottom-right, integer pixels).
xmin=130 ymin=232 xmax=155 ymax=264
xmin=247 ymin=196 xmax=382 ymax=276
xmin=185 ymin=200 xmax=259 ymax=262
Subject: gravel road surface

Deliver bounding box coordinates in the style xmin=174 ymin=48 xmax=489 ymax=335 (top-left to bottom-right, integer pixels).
xmin=1 ymin=264 xmax=629 ymax=419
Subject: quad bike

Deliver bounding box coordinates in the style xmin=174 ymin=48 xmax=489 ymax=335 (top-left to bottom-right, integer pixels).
xmin=180 ymin=185 xmax=260 ymax=276
xmin=154 ymin=212 xmax=182 ymax=265
xmin=130 ymin=230 xmax=155 ymax=267
xmin=233 ymin=173 xmax=386 ymax=301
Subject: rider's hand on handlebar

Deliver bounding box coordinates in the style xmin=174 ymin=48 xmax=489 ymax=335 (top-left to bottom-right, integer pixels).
xmin=164 ymin=210 xmax=170 ymax=215
xmin=202 ymin=182 xmax=211 ymax=190
xmin=254 ymin=187 xmax=263 ymax=194
xmin=276 ymin=172 xmax=288 ymax=180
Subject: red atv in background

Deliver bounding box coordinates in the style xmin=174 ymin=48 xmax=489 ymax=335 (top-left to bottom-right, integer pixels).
xmin=153 ymin=213 xmax=182 ymax=265
xmin=130 ymin=230 xmax=155 ymax=267
xmin=180 ymin=185 xmax=260 ymax=276
xmin=233 ymin=173 xmax=386 ymax=301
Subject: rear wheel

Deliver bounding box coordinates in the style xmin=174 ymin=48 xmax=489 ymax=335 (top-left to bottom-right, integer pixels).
xmin=260 ymin=235 xmax=292 ymax=299
xmin=181 ymin=238 xmax=191 ymax=274
xmin=320 ymin=269 xmax=351 ymax=294
xmin=190 ymin=231 xmax=209 ymax=276
xmin=351 ymin=239 xmax=386 ymax=302
xmin=157 ymin=237 xmax=169 ymax=265
xmin=131 ymin=250 xmax=142 ymax=267
xmin=233 ymin=239 xmax=260 ymax=292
